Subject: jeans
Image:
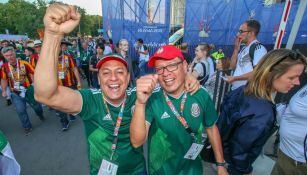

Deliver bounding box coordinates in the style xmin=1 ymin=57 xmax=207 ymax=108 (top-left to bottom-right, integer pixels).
xmin=11 ymin=92 xmax=43 ymax=129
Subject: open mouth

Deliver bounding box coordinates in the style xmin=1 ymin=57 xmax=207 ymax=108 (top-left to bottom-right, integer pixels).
xmin=108 ymin=84 xmax=120 ymax=92
xmin=164 ymin=78 xmax=175 ymax=86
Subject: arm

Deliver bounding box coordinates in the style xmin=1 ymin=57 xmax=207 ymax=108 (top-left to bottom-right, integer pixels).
xmin=89 ymin=65 xmax=98 ymax=72
xmin=206 ymin=125 xmax=228 ymax=175
xmin=72 ymin=67 xmax=81 ymax=89
xmin=130 ymin=74 xmax=158 ymax=148
xmin=225 ymin=71 xmax=254 ymax=84
xmin=1 ymin=79 xmax=8 ymax=97
xmin=229 ymin=37 xmax=242 ymax=69
xmin=34 ymin=3 xmax=82 ymax=114
xmin=184 ymin=72 xmax=200 ymax=95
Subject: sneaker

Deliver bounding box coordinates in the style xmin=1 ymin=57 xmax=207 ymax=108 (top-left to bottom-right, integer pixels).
xmin=62 ymin=122 xmax=70 ymax=132
xmin=24 ymin=128 xmax=33 ymax=136
xmin=6 ymin=99 xmax=12 ymax=106
xmin=69 ymin=115 xmax=77 ymax=122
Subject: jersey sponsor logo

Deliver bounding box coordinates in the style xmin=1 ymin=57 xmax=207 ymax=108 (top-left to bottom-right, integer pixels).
xmin=103 ymin=114 xmax=112 ymax=121
xmin=131 ymin=105 xmax=135 ymax=115
xmin=191 ymin=103 xmax=200 ymax=117
xmin=161 ymin=112 xmax=170 ymax=119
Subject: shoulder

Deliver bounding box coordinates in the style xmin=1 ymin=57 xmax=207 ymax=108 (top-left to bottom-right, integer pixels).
xmin=191 ymin=87 xmax=211 ymax=100
xmin=252 ymin=41 xmax=267 ymax=53
xmin=79 ymin=88 xmax=101 ymax=98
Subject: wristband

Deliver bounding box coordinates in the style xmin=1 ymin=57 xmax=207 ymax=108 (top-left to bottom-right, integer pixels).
xmin=216 ymin=161 xmax=227 ymax=167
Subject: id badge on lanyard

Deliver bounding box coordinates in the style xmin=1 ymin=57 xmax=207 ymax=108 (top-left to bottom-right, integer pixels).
xmin=184 ymin=143 xmax=204 ymax=160
xmin=59 ymin=55 xmax=65 ymax=79
xmin=14 ymin=82 xmax=20 ymax=90
xmin=98 ymin=159 xmax=118 ymax=175
xmin=98 ymin=93 xmax=127 ymax=175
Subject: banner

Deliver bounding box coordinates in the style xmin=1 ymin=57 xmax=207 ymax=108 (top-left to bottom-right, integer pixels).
xmin=103 ymin=0 xmax=170 ymax=51
xmin=184 ymin=0 xmax=307 ymax=46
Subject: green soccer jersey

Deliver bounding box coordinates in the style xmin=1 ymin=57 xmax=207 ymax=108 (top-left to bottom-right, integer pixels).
xmin=78 ymin=88 xmax=145 ymax=175
xmin=145 ymin=87 xmax=218 ymax=175
xmin=0 ymin=130 xmax=8 ymax=152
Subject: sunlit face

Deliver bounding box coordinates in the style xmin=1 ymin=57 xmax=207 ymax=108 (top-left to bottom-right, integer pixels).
xmin=98 ymin=60 xmax=130 ymax=105
xmin=82 ymin=42 xmax=88 ymax=49
xmin=273 ymin=64 xmax=304 ymax=93
xmin=3 ymin=50 xmax=17 ymax=65
xmin=96 ymin=47 xmax=104 ymax=54
xmin=154 ymin=57 xmax=187 ymax=97
xmin=34 ymin=45 xmax=41 ymax=54
xmin=195 ymin=46 xmax=206 ymax=60
xmin=119 ymin=41 xmax=129 ymax=52
xmin=237 ymin=23 xmax=250 ymax=44
xmin=24 ymin=49 xmax=33 ymax=57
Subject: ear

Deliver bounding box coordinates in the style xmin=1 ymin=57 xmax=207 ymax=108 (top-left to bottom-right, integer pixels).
xmin=183 ymin=60 xmax=188 ymax=73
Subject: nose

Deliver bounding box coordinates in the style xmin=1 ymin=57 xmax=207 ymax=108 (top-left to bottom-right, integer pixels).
xmin=293 ymin=77 xmax=300 ymax=86
xmin=110 ymin=72 xmax=118 ymax=81
xmin=162 ymin=67 xmax=171 ymax=76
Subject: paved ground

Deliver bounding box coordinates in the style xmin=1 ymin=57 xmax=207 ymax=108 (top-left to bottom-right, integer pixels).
xmin=0 ymin=88 xmax=277 ymax=175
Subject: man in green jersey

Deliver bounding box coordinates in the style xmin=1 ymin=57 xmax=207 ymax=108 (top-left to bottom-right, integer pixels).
xmin=34 ymin=3 xmax=199 ymax=175
xmin=130 ymin=45 xmax=229 ymax=175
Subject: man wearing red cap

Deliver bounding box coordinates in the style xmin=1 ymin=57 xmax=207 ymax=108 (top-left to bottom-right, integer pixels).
xmin=33 ymin=3 xmax=199 ymax=175
xmin=130 ymin=45 xmax=228 ymax=175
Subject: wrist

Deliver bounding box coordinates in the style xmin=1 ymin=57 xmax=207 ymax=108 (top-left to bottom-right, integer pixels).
xmin=44 ymin=30 xmax=64 ymax=39
xmin=135 ymin=100 xmax=146 ymax=106
xmin=216 ymin=161 xmax=227 ymax=168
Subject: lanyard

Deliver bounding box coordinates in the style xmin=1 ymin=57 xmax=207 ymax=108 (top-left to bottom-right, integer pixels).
xmin=60 ymin=53 xmax=65 ymax=71
xmin=102 ymin=93 xmax=127 ymax=160
xmin=8 ymin=61 xmax=20 ymax=82
xmin=163 ymin=90 xmax=206 ymax=143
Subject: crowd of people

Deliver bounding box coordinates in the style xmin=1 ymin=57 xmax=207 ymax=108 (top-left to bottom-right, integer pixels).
xmin=0 ymin=3 xmax=306 ymax=175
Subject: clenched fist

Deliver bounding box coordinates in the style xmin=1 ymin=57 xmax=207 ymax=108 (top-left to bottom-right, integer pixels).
xmin=136 ymin=74 xmax=158 ymax=105
xmin=44 ymin=3 xmax=81 ymax=35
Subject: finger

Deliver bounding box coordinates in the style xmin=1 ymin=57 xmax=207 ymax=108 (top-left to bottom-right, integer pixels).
xmin=52 ymin=4 xmax=69 ymax=23
xmin=70 ymin=5 xmax=81 ymax=21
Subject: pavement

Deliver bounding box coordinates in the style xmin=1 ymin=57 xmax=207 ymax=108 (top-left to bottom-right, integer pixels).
xmin=0 ymin=88 xmax=277 ymax=175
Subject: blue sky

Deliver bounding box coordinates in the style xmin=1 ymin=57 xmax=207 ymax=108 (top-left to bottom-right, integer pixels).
xmin=0 ymin=0 xmax=102 ymax=15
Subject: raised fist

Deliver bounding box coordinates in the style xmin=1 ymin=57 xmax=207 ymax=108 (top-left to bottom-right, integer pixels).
xmin=136 ymin=74 xmax=158 ymax=105
xmin=43 ymin=3 xmax=81 ymax=35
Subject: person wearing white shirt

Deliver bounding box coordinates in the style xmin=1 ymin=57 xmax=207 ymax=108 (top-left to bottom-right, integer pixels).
xmin=226 ymin=19 xmax=267 ymax=90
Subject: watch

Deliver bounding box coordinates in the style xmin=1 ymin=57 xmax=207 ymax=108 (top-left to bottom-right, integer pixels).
xmin=216 ymin=161 xmax=227 ymax=168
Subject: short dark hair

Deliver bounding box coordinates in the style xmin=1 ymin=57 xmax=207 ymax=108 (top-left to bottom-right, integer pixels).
xmin=96 ymin=43 xmax=105 ymax=51
xmin=245 ymin=19 xmax=261 ymax=36
xmin=137 ymin=38 xmax=143 ymax=44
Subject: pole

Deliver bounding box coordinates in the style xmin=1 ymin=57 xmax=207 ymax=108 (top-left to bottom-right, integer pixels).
xmin=274 ymin=0 xmax=293 ymax=49
xmin=286 ymin=0 xmax=307 ymax=49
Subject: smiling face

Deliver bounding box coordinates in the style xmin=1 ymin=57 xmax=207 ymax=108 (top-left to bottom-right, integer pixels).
xmin=273 ymin=64 xmax=305 ymax=93
xmin=155 ymin=57 xmax=187 ymax=97
xmin=98 ymin=60 xmax=130 ymax=105
xmin=119 ymin=40 xmax=129 ymax=52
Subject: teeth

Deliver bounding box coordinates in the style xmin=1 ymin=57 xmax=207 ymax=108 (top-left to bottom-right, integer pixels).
xmin=164 ymin=78 xmax=174 ymax=82
xmin=109 ymin=84 xmax=119 ymax=88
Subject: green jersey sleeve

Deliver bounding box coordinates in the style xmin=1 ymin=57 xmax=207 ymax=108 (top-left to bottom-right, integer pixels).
xmin=78 ymin=89 xmax=101 ymax=120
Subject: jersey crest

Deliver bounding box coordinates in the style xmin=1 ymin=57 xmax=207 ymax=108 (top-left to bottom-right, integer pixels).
xmin=191 ymin=103 xmax=200 ymax=118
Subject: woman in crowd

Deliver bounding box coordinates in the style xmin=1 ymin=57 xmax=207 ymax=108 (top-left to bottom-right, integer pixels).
xmin=190 ymin=43 xmax=215 ymax=85
xmin=271 ymin=68 xmax=307 ymax=175
xmin=217 ymin=49 xmax=306 ymax=175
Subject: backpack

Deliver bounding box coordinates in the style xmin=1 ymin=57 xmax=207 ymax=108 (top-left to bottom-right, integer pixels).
xmin=249 ymin=42 xmax=265 ymax=67
xmin=192 ymin=61 xmax=209 ymax=85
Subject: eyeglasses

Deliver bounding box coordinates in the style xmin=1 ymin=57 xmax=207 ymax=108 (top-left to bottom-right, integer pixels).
xmin=270 ymin=50 xmax=305 ymax=71
xmin=155 ymin=61 xmax=183 ymax=75
xmin=238 ymin=30 xmax=250 ymax=34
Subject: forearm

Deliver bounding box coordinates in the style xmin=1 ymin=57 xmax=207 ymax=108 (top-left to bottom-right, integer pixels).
xmin=230 ymin=49 xmax=239 ymax=69
xmin=206 ymin=125 xmax=225 ymax=163
xmin=34 ymin=32 xmax=62 ymax=102
xmin=73 ymin=68 xmax=81 ymax=85
xmin=130 ymin=102 xmax=148 ymax=148
xmin=233 ymin=71 xmax=253 ymax=81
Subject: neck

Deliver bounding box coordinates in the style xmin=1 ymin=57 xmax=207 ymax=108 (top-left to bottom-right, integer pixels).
xmin=97 ymin=53 xmax=103 ymax=57
xmin=120 ymin=50 xmax=127 ymax=57
xmin=167 ymin=84 xmax=185 ymax=98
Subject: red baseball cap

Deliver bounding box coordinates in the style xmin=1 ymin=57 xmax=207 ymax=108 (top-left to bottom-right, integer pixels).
xmin=96 ymin=53 xmax=128 ymax=69
xmin=148 ymin=45 xmax=184 ymax=68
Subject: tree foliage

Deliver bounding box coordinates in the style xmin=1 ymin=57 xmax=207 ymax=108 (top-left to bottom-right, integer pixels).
xmin=0 ymin=0 xmax=102 ymax=38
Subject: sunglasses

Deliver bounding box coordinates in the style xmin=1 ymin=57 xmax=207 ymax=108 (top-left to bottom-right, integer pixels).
xmin=238 ymin=30 xmax=251 ymax=34
xmin=270 ymin=50 xmax=305 ymax=71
